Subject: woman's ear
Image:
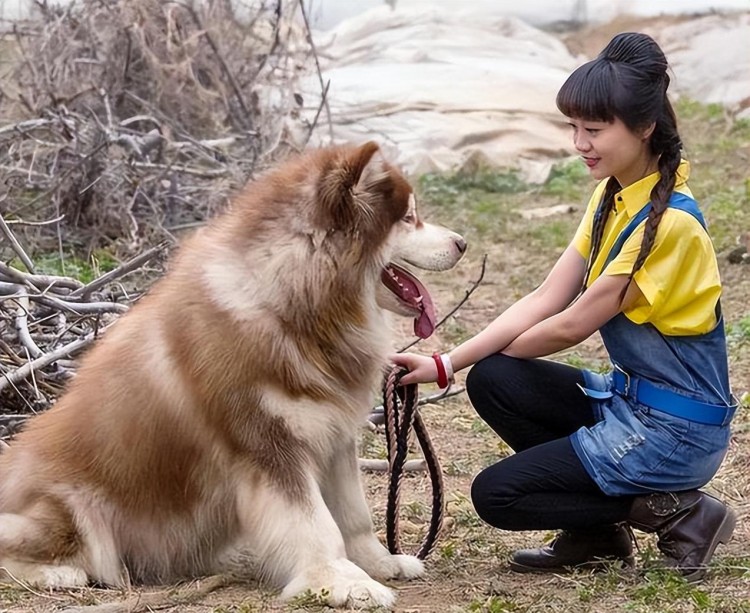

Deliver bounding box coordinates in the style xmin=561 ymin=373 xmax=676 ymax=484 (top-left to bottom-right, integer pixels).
xmin=641 ymin=122 xmax=656 ymax=141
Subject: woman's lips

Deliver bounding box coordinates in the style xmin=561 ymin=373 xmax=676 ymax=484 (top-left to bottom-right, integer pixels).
xmin=584 ymin=157 xmax=600 ymax=168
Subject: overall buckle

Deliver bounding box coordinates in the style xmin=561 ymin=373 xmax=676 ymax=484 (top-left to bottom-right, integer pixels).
xmin=613 ymin=364 xmax=631 ymax=396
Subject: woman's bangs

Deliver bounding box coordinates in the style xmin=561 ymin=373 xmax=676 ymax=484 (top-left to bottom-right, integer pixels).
xmin=556 ymin=62 xmax=615 ymax=122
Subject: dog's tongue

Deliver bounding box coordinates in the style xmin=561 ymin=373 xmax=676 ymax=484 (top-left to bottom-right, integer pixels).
xmin=382 ymin=264 xmax=436 ymax=339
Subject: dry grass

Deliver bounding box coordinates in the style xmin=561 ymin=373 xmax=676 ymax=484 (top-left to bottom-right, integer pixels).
xmin=0 ymin=9 xmax=748 ymax=613
xmin=0 ymin=101 xmax=747 ymax=613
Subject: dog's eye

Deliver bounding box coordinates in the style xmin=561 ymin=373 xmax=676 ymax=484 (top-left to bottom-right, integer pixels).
xmin=403 ymin=214 xmax=416 ymax=224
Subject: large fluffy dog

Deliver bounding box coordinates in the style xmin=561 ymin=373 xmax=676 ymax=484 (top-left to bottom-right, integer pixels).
xmin=0 ymin=142 xmax=465 ymax=608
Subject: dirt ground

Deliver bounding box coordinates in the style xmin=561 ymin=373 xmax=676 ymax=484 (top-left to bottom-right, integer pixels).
xmin=1 ymin=204 xmax=748 ymax=613
xmin=1 ymin=14 xmax=749 ymax=613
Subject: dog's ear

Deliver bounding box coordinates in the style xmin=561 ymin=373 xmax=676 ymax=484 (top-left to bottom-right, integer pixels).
xmin=350 ymin=141 xmax=387 ymax=193
xmin=318 ymin=141 xmax=389 ymax=232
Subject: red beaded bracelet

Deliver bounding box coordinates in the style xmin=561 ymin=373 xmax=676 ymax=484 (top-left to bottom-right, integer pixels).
xmin=432 ymin=352 xmax=449 ymax=389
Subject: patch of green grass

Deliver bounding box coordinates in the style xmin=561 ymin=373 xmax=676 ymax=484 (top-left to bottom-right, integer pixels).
xmin=29 ymin=249 xmax=119 ymax=282
xmin=439 ymin=539 xmax=458 ymax=560
xmin=627 ymin=570 xmax=717 ymax=611
xmin=449 ymin=492 xmax=484 ymax=529
xmin=560 ymin=353 xmax=610 ymax=373
xmin=466 ymin=595 xmax=519 ymax=612
xmin=286 ymin=588 xmax=333 ymax=611
xmin=542 ymin=159 xmax=592 ymax=201
xmin=673 ymin=99 xmax=750 ymax=255
xmin=419 ymin=169 xmax=527 ymax=200
xmin=403 ymin=499 xmax=428 ymax=521
xmin=211 ymin=603 xmax=259 ymax=613
xmin=714 ymin=555 xmax=750 ymax=579
xmin=417 ymin=170 xmax=525 ymax=243
xmin=727 ymin=315 xmax=750 ymax=341
xmin=470 ymin=418 xmax=492 ymax=435
xmin=727 ymin=316 xmax=750 ymax=369
xmin=444 ymin=458 xmax=474 ymax=476
xmin=675 ymin=98 xmax=726 ymax=122
xmin=0 ymin=584 xmax=25 ymax=605
xmin=359 ymin=429 xmax=387 ymax=461
xmin=522 ymin=219 xmax=575 ymax=250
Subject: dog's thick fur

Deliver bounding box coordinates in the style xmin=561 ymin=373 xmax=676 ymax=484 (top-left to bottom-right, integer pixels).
xmin=0 ymin=142 xmax=465 ymax=607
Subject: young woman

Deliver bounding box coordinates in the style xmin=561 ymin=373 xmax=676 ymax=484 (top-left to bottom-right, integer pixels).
xmin=390 ymin=32 xmax=738 ymax=582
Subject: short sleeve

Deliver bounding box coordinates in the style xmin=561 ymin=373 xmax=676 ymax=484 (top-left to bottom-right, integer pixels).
xmin=603 ymin=209 xmax=721 ymax=334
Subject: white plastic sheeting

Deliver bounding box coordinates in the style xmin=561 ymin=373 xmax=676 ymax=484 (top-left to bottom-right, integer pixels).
xmin=302 ymin=9 xmax=578 ymax=177
xmin=300 ymin=3 xmax=750 ymax=178
xmin=309 ymin=0 xmax=750 ymax=31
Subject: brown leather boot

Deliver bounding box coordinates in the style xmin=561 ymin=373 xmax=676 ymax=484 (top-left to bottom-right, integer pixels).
xmin=509 ymin=524 xmax=635 ymax=573
xmin=628 ymin=491 xmax=736 ymax=582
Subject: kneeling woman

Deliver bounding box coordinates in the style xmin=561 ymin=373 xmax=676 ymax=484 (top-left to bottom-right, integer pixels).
xmin=391 ymin=32 xmax=737 ymax=582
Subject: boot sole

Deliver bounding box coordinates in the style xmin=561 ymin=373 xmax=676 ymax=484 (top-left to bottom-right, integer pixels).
xmin=509 ymin=555 xmax=636 ymax=574
xmin=682 ymin=506 xmax=737 ymax=583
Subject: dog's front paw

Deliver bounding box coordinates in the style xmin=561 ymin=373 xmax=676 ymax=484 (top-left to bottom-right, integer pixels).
xmin=346 ymin=535 xmax=425 ymax=581
xmin=369 ymin=553 xmax=425 ymax=581
xmin=281 ymin=559 xmax=395 ymax=608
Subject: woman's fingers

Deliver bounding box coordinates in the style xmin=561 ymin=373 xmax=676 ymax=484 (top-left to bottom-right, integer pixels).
xmin=388 ymin=353 xmax=436 ymax=385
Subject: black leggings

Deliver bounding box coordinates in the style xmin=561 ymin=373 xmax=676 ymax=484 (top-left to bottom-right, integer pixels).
xmin=466 ymin=354 xmax=634 ymax=531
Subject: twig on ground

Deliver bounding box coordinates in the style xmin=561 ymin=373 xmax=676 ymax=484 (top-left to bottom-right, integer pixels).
xmin=360 ymin=458 xmax=426 ymax=472
xmin=59 ymin=574 xmax=229 ymax=613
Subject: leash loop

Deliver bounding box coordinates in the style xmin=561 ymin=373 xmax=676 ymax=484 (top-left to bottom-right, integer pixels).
xmin=382 ymin=365 xmax=445 ymax=560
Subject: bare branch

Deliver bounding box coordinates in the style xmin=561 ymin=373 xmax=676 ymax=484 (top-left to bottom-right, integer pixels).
xmin=0 ymin=209 xmax=36 ymax=273
xmin=69 ymin=242 xmax=168 ymax=301
xmin=0 ymin=335 xmax=94 ymax=395
xmin=297 ymin=0 xmax=334 ymax=142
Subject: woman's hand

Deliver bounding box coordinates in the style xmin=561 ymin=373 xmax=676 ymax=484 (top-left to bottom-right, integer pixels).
xmin=388 ymin=352 xmax=438 ymax=386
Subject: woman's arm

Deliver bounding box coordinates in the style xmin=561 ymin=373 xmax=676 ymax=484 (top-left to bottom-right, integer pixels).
xmin=447 ymin=244 xmax=587 ymax=371
xmin=502 ymin=270 xmax=643 ymax=358
xmin=391 ymin=244 xmax=587 ymax=384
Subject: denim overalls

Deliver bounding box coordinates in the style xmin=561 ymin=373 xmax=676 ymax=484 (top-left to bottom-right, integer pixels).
xmin=569 ymin=193 xmax=737 ymax=496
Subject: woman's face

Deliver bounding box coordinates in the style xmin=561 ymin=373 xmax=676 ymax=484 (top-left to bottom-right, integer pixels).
xmin=567 ymin=116 xmax=657 ymax=188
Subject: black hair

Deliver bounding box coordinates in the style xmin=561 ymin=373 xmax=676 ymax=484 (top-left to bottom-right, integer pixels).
xmin=557 ymin=32 xmax=683 ymax=290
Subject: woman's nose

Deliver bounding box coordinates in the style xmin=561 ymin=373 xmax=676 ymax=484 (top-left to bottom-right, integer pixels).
xmin=573 ymin=130 xmax=591 ymax=152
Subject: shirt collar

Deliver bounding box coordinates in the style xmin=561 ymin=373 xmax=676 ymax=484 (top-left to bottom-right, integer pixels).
xmin=615 ymin=160 xmax=691 ymax=218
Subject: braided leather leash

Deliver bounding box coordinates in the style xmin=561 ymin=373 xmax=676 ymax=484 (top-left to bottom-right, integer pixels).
xmin=382 ymin=365 xmax=445 ymax=559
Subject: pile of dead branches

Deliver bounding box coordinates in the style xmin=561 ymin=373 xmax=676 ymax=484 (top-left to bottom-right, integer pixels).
xmin=0 ymin=215 xmax=169 ymax=432
xmin=0 ymin=0 xmax=330 ymax=427
xmin=0 ymin=0 xmax=321 ymax=255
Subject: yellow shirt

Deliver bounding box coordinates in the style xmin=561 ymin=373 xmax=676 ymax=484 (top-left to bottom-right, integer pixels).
xmin=572 ymin=161 xmax=722 ymax=336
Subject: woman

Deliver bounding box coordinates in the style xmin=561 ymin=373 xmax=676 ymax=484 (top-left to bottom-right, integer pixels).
xmin=391 ymin=32 xmax=737 ymax=582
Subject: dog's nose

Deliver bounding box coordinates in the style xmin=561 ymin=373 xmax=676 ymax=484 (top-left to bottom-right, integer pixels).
xmin=454 ymin=236 xmax=467 ymax=254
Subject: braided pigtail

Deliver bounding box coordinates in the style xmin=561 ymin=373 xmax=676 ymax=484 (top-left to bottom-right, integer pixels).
xmin=582 ymin=177 xmax=619 ymax=291
xmin=628 ymin=95 xmax=683 ymax=280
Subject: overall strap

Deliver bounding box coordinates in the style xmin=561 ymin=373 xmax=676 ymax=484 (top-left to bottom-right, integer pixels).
xmin=603 ymin=192 xmax=705 ymax=268
xmin=601 ymin=192 xmax=721 ymax=320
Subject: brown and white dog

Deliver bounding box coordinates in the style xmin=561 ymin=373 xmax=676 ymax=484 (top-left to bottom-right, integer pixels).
xmin=0 ymin=142 xmax=466 ymax=608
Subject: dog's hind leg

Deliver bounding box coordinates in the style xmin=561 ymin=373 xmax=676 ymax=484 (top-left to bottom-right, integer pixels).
xmin=320 ymin=435 xmax=425 ymax=581
xmin=234 ymin=477 xmax=396 ymax=609
xmin=0 ymin=499 xmax=89 ymax=589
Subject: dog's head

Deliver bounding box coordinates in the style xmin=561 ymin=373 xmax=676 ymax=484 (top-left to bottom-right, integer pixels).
xmin=213 ymin=142 xmax=465 ymax=341
xmin=315 ymin=142 xmax=467 ymax=339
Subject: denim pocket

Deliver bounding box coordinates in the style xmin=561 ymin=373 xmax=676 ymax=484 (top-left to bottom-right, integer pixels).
xmin=572 ymin=395 xmax=730 ymax=495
